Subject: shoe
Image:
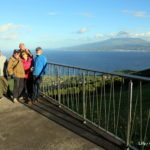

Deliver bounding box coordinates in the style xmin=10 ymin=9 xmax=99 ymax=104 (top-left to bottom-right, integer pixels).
xmin=19 ymin=97 xmax=24 ymax=100
xmin=36 ymin=98 xmax=40 ymax=102
xmin=13 ymin=98 xmax=18 ymax=103
xmin=33 ymin=99 xmax=39 ymax=103
xmin=36 ymin=98 xmax=41 ymax=102
xmin=31 ymin=99 xmax=35 ymax=104
xmin=34 ymin=100 xmax=38 ymax=103
xmin=27 ymin=100 xmax=32 ymax=104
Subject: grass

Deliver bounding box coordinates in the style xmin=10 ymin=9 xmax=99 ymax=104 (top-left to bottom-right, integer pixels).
xmin=41 ymin=74 xmax=150 ymax=149
xmin=7 ymin=72 xmax=150 ymax=149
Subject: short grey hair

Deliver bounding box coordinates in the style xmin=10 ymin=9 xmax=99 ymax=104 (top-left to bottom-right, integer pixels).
xmin=19 ymin=43 xmax=25 ymax=46
xmin=36 ymin=47 xmax=42 ymax=51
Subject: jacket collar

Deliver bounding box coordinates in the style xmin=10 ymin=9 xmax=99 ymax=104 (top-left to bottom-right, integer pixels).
xmin=11 ymin=56 xmax=21 ymax=61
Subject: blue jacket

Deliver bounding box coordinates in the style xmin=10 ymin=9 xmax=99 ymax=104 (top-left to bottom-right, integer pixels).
xmin=33 ymin=54 xmax=47 ymax=76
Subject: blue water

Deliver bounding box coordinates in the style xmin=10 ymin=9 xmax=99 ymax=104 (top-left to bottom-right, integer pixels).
xmin=44 ymin=51 xmax=150 ymax=72
xmin=4 ymin=50 xmax=150 ymax=72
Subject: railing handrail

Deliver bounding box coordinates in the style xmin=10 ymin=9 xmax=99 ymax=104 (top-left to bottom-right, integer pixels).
xmin=47 ymin=62 xmax=150 ymax=82
xmin=42 ymin=62 xmax=150 ymax=149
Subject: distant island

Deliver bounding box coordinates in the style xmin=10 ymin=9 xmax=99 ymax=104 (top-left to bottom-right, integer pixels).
xmin=58 ymin=37 xmax=150 ymax=51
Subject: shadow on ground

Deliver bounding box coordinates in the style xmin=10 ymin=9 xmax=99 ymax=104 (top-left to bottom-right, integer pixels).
xmin=20 ymin=96 xmax=126 ymax=150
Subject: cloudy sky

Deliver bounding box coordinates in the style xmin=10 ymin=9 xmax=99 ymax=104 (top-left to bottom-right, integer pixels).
xmin=0 ymin=0 xmax=150 ymax=50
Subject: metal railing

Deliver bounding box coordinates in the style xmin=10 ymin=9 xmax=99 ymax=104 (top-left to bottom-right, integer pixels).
xmin=40 ymin=62 xmax=150 ymax=150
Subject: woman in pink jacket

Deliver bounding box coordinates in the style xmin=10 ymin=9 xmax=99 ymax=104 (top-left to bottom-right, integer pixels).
xmin=22 ymin=51 xmax=33 ymax=104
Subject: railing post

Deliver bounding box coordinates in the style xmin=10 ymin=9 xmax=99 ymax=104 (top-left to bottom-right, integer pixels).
xmin=82 ymin=73 xmax=86 ymax=122
xmin=126 ymin=80 xmax=133 ymax=150
xmin=56 ymin=66 xmax=61 ymax=105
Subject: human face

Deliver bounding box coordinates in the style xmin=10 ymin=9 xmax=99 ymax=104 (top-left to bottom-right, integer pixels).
xmin=22 ymin=53 xmax=28 ymax=60
xmin=14 ymin=53 xmax=20 ymax=58
xmin=19 ymin=43 xmax=25 ymax=50
xmin=36 ymin=49 xmax=42 ymax=55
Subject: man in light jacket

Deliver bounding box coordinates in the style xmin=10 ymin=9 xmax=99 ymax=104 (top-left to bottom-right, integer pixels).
xmin=7 ymin=50 xmax=25 ymax=103
xmin=0 ymin=50 xmax=7 ymax=77
xmin=0 ymin=50 xmax=8 ymax=100
xmin=32 ymin=47 xmax=47 ymax=103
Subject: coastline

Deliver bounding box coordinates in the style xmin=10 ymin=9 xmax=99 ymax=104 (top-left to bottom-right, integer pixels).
xmin=62 ymin=49 xmax=150 ymax=52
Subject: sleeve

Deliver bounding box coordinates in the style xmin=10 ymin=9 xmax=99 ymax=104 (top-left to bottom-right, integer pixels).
xmin=7 ymin=59 xmax=14 ymax=75
xmin=43 ymin=57 xmax=47 ymax=75
xmin=3 ymin=59 xmax=8 ymax=78
xmin=31 ymin=58 xmax=34 ymax=67
xmin=28 ymin=50 xmax=33 ymax=58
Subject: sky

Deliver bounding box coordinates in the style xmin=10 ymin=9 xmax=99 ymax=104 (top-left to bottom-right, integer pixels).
xmin=0 ymin=0 xmax=150 ymax=50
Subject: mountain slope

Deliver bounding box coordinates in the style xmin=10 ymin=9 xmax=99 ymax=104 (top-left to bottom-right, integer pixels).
xmin=60 ymin=38 xmax=150 ymax=51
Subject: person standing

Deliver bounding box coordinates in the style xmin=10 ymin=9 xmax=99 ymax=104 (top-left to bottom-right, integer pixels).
xmin=0 ymin=50 xmax=7 ymax=77
xmin=21 ymin=52 xmax=33 ymax=104
xmin=0 ymin=50 xmax=8 ymax=100
xmin=19 ymin=43 xmax=33 ymax=58
xmin=7 ymin=50 xmax=25 ymax=103
xmin=32 ymin=47 xmax=47 ymax=103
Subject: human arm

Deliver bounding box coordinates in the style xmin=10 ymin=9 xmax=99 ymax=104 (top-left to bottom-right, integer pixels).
xmin=7 ymin=59 xmax=14 ymax=76
xmin=25 ymin=49 xmax=33 ymax=58
xmin=42 ymin=57 xmax=47 ymax=75
xmin=3 ymin=59 xmax=8 ymax=79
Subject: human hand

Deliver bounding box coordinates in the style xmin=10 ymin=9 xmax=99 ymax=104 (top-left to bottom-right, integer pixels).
xmin=10 ymin=74 xmax=14 ymax=79
xmin=30 ymin=67 xmax=34 ymax=72
xmin=25 ymin=48 xmax=29 ymax=53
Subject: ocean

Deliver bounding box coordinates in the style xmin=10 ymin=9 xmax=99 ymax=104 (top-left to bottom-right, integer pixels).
xmin=4 ymin=50 xmax=150 ymax=72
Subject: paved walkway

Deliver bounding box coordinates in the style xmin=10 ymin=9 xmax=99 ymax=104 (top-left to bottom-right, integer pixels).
xmin=0 ymin=97 xmax=104 ymax=150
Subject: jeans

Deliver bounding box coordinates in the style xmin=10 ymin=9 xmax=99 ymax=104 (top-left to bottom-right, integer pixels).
xmin=24 ymin=78 xmax=33 ymax=98
xmin=32 ymin=75 xmax=42 ymax=100
xmin=13 ymin=78 xmax=24 ymax=98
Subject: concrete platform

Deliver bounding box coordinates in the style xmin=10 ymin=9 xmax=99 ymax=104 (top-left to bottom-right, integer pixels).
xmin=0 ymin=97 xmax=104 ymax=150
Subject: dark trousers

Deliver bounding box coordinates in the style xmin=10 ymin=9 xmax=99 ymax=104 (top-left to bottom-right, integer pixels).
xmin=13 ymin=78 xmax=24 ymax=99
xmin=24 ymin=78 xmax=33 ymax=98
xmin=32 ymin=76 xmax=42 ymax=100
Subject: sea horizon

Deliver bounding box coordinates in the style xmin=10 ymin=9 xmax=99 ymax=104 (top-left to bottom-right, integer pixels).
xmin=3 ymin=50 xmax=150 ymax=72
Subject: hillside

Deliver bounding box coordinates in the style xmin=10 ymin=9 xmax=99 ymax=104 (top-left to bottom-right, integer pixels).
xmin=116 ymin=69 xmax=150 ymax=77
xmin=60 ymin=38 xmax=150 ymax=51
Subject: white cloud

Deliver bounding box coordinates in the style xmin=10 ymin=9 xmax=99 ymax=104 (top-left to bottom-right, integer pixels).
xmin=131 ymin=32 xmax=150 ymax=39
xmin=122 ymin=10 xmax=150 ymax=18
xmin=95 ymin=33 xmax=104 ymax=38
xmin=0 ymin=23 xmax=25 ymax=32
xmin=111 ymin=31 xmax=150 ymax=39
xmin=77 ymin=12 xmax=95 ymax=18
xmin=95 ymin=31 xmax=135 ymax=39
xmin=104 ymin=32 xmax=116 ymax=38
xmin=48 ymin=12 xmax=62 ymax=16
xmin=0 ymin=32 xmax=20 ymax=40
xmin=95 ymin=31 xmax=150 ymax=40
xmin=76 ymin=27 xmax=88 ymax=34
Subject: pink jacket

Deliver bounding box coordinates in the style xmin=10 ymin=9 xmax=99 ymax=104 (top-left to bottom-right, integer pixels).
xmin=22 ymin=57 xmax=33 ymax=79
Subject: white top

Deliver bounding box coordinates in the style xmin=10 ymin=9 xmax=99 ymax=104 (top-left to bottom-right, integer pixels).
xmin=0 ymin=55 xmax=7 ymax=76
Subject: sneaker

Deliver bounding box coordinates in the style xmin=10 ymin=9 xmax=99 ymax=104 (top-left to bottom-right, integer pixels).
xmin=27 ymin=100 xmax=33 ymax=104
xmin=32 ymin=99 xmax=38 ymax=104
xmin=19 ymin=97 xmax=24 ymax=100
xmin=13 ymin=98 xmax=18 ymax=103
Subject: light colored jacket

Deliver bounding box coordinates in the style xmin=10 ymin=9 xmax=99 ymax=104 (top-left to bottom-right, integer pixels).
xmin=0 ymin=55 xmax=7 ymax=76
xmin=7 ymin=56 xmax=25 ymax=78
